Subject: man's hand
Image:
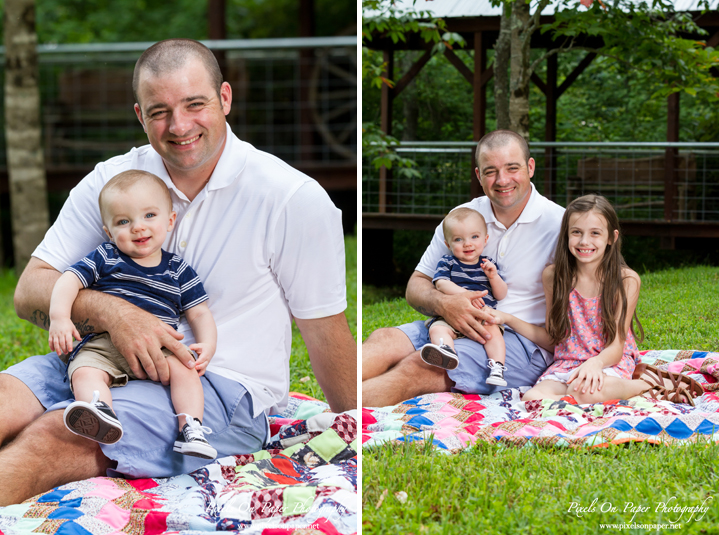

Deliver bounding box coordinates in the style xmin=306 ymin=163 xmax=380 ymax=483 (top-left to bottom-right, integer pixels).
xmin=406 ymin=271 xmax=493 ymax=344
xmin=438 ymin=290 xmax=494 ymax=343
xmin=108 ymin=306 xmax=185 ymax=384
xmin=295 ymin=312 xmax=356 ymax=413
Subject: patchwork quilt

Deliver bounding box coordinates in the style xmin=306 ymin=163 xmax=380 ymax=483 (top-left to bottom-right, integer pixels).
xmin=362 ymin=350 xmax=719 ymax=452
xmin=0 ymin=394 xmax=357 ymax=535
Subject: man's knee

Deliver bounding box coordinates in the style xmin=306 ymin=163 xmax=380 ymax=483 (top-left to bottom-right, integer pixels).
xmin=396 ymin=352 xmax=453 ymax=391
xmin=364 ymin=327 xmax=407 ymax=348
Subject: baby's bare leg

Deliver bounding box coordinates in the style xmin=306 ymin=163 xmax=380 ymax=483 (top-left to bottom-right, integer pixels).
xmin=166 ymin=355 xmax=203 ymax=430
xmin=71 ymin=367 xmax=113 ymax=407
xmin=428 ymin=324 xmax=457 ymax=349
xmin=483 ymin=324 xmax=505 ymax=364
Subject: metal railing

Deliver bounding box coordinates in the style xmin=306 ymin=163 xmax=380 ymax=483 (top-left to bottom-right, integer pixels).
xmin=362 ymin=141 xmax=719 ymax=222
xmin=0 ymin=37 xmax=357 ymax=170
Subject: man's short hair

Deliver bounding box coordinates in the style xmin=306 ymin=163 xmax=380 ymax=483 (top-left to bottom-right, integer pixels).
xmin=133 ymin=39 xmax=223 ymax=105
xmin=99 ymin=170 xmax=173 ymax=224
xmin=475 ymin=130 xmax=530 ymax=166
xmin=443 ymin=207 xmax=487 ymax=242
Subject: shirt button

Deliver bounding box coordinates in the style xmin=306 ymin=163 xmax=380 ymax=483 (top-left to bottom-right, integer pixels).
xmin=500 ymin=251 xmax=505 ymax=257
xmin=180 ymin=241 xmax=187 ymax=248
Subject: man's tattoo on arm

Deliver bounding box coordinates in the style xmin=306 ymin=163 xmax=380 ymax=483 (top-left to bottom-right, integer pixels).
xmin=413 ymin=305 xmax=435 ymax=317
xmin=74 ymin=319 xmax=94 ymax=336
xmin=30 ymin=310 xmax=50 ymax=329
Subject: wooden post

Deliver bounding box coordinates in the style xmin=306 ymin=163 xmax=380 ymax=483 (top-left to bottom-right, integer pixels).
xmin=472 ymin=31 xmax=486 ymax=200
xmin=299 ymin=0 xmax=315 ymax=162
xmin=379 ymin=49 xmax=394 ymax=213
xmin=544 ymin=53 xmax=557 ymax=201
xmin=663 ymin=92 xmax=680 ymax=249
xmin=208 ymin=0 xmax=227 ymax=77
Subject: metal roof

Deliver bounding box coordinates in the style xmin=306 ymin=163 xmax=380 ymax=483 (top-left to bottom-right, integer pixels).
xmin=373 ymin=0 xmax=718 ymax=19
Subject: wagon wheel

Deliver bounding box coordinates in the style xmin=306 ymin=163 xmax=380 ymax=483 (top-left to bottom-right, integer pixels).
xmin=309 ymin=38 xmax=357 ymax=161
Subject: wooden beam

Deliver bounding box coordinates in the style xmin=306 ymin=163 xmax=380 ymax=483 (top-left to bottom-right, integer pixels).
xmin=392 ymin=49 xmax=432 ymax=97
xmin=664 ymin=92 xmax=680 ymax=233
xmin=472 ymin=31 xmax=487 ymax=200
xmin=480 ymin=65 xmax=494 ymax=87
xmin=443 ymin=48 xmax=474 ymax=85
xmin=379 ymin=50 xmax=394 ymax=213
xmin=557 ymin=52 xmax=597 ymax=98
xmin=707 ymin=28 xmax=719 ymax=48
xmin=531 ymin=72 xmax=547 ymax=96
xmin=544 ymin=53 xmax=558 ymax=201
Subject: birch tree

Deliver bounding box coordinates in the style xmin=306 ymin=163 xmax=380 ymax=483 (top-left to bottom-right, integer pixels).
xmin=4 ymin=0 xmax=49 ymax=273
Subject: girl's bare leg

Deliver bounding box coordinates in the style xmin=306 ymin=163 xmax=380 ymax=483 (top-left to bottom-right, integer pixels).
xmin=572 ymin=376 xmax=651 ymax=405
xmin=523 ymin=379 xmax=568 ymax=401
xmin=166 ymin=355 xmax=203 ymax=429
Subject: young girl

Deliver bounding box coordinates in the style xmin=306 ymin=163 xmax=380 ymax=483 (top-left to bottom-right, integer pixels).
xmin=487 ymin=194 xmax=703 ymax=405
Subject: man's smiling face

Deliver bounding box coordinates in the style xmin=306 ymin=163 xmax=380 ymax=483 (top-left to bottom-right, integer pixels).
xmin=476 ymin=140 xmax=534 ymax=217
xmin=134 ymin=57 xmax=232 ymax=182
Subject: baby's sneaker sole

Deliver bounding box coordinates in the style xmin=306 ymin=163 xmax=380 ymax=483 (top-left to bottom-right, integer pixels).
xmin=420 ymin=345 xmax=459 ymax=370
xmin=173 ymin=440 xmax=217 ymax=460
xmin=64 ymin=402 xmax=123 ymax=444
xmin=486 ymin=376 xmax=507 ymax=387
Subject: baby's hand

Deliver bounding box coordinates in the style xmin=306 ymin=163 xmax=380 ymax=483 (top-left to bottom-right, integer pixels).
xmin=471 ymin=296 xmax=486 ymax=309
xmin=48 ymin=318 xmax=81 ymax=356
xmin=481 ymin=259 xmax=498 ymax=279
xmin=189 ymin=343 xmax=215 ymax=377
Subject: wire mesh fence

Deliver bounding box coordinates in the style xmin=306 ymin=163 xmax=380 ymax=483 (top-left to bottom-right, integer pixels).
xmin=362 ymin=141 xmax=719 ymax=222
xmin=0 ymin=37 xmax=357 ymax=170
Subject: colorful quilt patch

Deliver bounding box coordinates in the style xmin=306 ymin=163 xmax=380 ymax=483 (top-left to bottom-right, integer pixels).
xmin=0 ymin=397 xmax=356 ymax=535
xmin=363 ymin=351 xmax=719 ymax=453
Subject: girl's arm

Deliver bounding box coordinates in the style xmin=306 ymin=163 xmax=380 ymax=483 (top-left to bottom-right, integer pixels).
xmin=568 ymin=269 xmax=642 ymax=393
xmin=484 ymin=266 xmax=555 ymax=352
xmin=48 ymin=272 xmax=84 ymax=355
xmin=184 ymin=302 xmax=217 ymax=376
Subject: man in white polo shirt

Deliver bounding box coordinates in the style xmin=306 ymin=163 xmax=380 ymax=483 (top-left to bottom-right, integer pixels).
xmin=0 ymin=39 xmax=355 ymax=505
xmin=363 ymin=130 xmax=564 ymax=407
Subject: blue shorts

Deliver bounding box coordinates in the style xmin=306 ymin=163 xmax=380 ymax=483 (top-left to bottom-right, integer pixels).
xmin=397 ymin=319 xmax=550 ymax=395
xmin=2 ymin=353 xmax=269 ymax=478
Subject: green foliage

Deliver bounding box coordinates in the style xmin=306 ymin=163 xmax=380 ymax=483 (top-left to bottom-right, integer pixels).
xmin=0 ymin=0 xmax=355 ymax=44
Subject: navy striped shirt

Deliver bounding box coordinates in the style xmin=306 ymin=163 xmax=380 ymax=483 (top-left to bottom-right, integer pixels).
xmin=432 ymin=254 xmax=502 ymax=309
xmin=66 ymin=242 xmax=209 ymax=330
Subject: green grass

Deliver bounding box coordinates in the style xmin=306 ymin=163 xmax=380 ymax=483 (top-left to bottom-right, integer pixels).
xmin=0 ymin=235 xmax=358 ymax=404
xmin=363 ymin=265 xmax=719 ymax=534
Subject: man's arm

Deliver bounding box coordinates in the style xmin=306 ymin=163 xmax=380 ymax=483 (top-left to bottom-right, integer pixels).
xmin=405 ymin=271 xmax=493 ymax=344
xmin=295 ymin=312 xmax=356 ymax=413
xmin=15 ymin=257 xmax=185 ymax=384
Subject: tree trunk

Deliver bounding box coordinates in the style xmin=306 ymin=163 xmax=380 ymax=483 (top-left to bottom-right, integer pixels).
xmin=494 ymin=2 xmax=512 ymax=130
xmin=4 ymin=0 xmax=50 ymax=274
xmin=508 ymin=0 xmax=531 ymax=139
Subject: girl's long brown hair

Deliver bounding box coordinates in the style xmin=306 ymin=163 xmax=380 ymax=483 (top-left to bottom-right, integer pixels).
xmin=547 ymin=195 xmax=644 ymax=346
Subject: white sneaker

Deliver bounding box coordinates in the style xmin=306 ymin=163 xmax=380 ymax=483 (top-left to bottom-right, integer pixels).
xmin=486 ymin=359 xmax=508 ymax=386
xmin=64 ymin=390 xmax=123 ymax=444
xmin=420 ymin=338 xmax=459 ymax=370
xmin=173 ymin=414 xmax=217 ymax=459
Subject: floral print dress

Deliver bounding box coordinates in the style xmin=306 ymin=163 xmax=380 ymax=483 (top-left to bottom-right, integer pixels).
xmin=540 ymin=288 xmax=639 ymax=381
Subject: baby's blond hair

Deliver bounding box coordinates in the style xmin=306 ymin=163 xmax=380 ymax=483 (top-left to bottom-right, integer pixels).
xmin=99 ymin=170 xmax=172 ymax=224
xmin=442 ymin=207 xmax=487 ymax=243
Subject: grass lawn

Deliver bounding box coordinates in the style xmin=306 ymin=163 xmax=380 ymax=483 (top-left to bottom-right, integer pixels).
xmin=0 ymin=234 xmax=358 ymax=404
xmin=363 ymin=265 xmax=719 ymax=534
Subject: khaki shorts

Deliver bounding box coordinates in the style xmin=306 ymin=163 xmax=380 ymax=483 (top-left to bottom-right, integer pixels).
xmin=60 ymin=332 xmax=195 ymax=392
xmin=425 ymin=316 xmax=505 ymax=337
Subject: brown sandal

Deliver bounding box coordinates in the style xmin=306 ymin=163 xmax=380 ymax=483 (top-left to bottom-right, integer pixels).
xmin=634 ymin=363 xmax=704 ymax=406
